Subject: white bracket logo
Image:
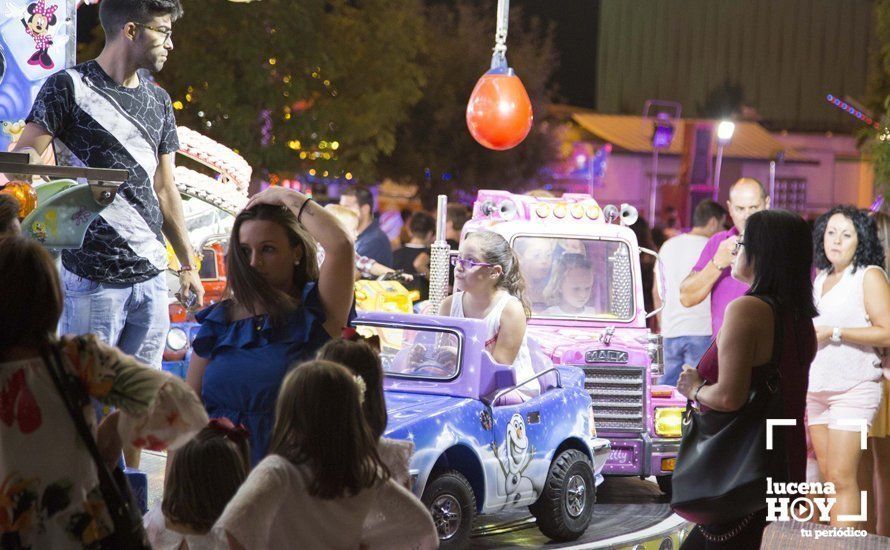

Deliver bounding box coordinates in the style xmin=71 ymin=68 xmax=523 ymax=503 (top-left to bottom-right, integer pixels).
xmin=766 ymin=418 xmax=869 ymax=523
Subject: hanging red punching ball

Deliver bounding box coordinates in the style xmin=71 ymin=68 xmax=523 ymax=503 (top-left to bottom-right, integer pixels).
xmin=466 ymin=67 xmax=533 ymax=151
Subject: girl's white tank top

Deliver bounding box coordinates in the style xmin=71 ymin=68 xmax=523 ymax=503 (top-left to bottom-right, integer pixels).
xmin=450 ymin=291 xmax=539 ymax=394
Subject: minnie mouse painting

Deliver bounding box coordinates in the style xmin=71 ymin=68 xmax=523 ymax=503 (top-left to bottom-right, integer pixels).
xmin=21 ymin=0 xmax=58 ymax=70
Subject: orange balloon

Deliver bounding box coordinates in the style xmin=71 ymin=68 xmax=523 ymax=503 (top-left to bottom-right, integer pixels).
xmin=0 ymin=181 xmax=38 ymax=219
xmin=466 ymin=70 xmax=533 ymax=150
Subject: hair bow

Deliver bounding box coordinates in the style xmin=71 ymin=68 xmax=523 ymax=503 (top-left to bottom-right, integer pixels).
xmin=340 ymin=327 xmax=381 ymax=351
xmin=207 ymin=417 xmax=250 ymax=443
xmin=34 ymin=0 xmax=58 ymax=17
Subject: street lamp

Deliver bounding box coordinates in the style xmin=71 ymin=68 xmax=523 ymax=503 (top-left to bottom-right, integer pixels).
xmin=713 ymin=120 xmax=735 ymax=200
xmin=643 ymin=100 xmax=681 ymax=227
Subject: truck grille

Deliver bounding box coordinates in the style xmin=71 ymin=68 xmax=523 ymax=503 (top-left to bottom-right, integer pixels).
xmin=584 ymin=365 xmax=645 ymax=432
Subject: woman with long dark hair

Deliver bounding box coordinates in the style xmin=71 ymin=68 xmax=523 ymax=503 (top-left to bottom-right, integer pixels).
xmin=676 ymin=210 xmax=818 ymax=548
xmin=808 ymin=205 xmax=890 ymax=527
xmin=186 ymin=187 xmax=355 ymax=465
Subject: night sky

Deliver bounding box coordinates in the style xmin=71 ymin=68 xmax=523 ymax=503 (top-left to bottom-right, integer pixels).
xmin=516 ymin=0 xmax=599 ymax=108
xmin=76 ymin=1 xmax=600 ymax=108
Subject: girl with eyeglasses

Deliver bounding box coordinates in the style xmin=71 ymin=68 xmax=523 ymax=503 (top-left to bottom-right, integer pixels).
xmin=439 ymin=231 xmax=539 ymax=397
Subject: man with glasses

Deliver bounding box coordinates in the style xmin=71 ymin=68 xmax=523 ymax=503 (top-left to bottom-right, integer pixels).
xmin=680 ymin=178 xmax=769 ymax=335
xmin=11 ymin=0 xmax=197 ymax=468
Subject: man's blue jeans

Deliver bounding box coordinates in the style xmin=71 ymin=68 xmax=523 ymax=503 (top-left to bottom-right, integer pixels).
xmin=59 ymin=267 xmax=170 ymax=369
xmin=660 ymin=335 xmax=712 ymax=386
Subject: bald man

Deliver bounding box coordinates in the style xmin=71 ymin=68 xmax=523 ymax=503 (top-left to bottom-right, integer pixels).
xmin=679 ymin=178 xmax=770 ymax=335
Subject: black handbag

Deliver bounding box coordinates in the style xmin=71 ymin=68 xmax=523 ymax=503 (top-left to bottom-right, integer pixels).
xmin=41 ymin=344 xmax=152 ymax=550
xmin=670 ymin=297 xmax=790 ymax=525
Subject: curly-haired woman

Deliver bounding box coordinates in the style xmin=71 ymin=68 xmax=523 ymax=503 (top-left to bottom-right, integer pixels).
xmin=808 ymin=205 xmax=890 ymax=527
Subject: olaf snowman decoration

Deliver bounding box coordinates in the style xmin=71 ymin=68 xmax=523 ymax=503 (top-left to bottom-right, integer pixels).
xmin=491 ymin=413 xmax=536 ymax=505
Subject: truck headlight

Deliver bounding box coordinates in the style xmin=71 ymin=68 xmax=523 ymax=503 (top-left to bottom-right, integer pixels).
xmin=654 ymin=407 xmax=684 ymax=438
xmin=166 ymin=327 xmax=189 ymax=352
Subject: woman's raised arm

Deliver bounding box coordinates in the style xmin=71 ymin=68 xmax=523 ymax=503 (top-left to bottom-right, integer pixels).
xmin=247 ymin=187 xmax=355 ymax=336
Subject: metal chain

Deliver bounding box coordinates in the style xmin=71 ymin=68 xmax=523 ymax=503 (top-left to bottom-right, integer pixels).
xmin=697 ymin=511 xmax=756 ymax=543
xmin=491 ymin=0 xmax=510 ymax=69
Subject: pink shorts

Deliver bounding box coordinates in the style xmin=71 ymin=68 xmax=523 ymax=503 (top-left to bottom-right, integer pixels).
xmin=807 ymin=380 xmax=883 ymax=431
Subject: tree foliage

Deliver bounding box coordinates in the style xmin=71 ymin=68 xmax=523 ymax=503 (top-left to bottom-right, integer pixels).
xmin=81 ymin=0 xmax=558 ymax=195
xmin=151 ymin=0 xmax=425 ymax=179
xmin=378 ymin=0 xmax=560 ymax=205
xmin=867 ymin=0 xmax=890 ymax=200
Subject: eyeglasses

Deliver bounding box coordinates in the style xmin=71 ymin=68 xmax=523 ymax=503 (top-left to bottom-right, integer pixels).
xmin=134 ymin=23 xmax=173 ymax=44
xmin=733 ymin=239 xmax=745 ymax=255
xmin=450 ymin=256 xmax=493 ymax=270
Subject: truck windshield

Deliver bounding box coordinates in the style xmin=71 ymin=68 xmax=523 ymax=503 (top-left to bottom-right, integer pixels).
xmin=354 ymin=324 xmax=461 ymax=380
xmin=513 ymin=236 xmax=635 ymax=320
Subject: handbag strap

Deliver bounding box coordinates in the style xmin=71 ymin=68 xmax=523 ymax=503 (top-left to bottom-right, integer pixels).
xmin=40 ymin=344 xmax=130 ymax=511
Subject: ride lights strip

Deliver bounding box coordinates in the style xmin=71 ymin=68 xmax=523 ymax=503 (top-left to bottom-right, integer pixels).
xmin=533 ymin=201 xmax=601 ymax=220
xmin=177 ymin=127 xmax=253 ymax=191
xmin=826 ymin=95 xmax=879 ymax=129
xmin=174 ymin=166 xmax=248 ymax=214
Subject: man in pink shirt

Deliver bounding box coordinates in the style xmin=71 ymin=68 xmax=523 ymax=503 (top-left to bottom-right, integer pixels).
xmin=679 ymin=178 xmax=770 ymax=335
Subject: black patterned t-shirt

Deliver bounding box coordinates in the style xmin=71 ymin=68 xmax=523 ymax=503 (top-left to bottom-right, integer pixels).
xmin=27 ymin=60 xmax=179 ymax=284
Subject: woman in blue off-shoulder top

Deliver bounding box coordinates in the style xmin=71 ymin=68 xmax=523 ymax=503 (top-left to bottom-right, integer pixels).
xmin=186 ymin=188 xmax=355 ymax=465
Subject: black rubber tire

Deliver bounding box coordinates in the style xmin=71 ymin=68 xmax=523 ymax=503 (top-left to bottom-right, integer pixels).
xmin=529 ymin=449 xmax=596 ymax=541
xmin=656 ymin=474 xmax=673 ymax=496
xmin=421 ymin=470 xmax=476 ymax=550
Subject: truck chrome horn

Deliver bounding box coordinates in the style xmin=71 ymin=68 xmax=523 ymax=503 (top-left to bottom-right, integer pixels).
xmin=602 ymin=204 xmax=619 ymax=224
xmin=480 ymin=199 xmax=518 ymax=220
xmin=619 ymin=203 xmax=638 ymax=226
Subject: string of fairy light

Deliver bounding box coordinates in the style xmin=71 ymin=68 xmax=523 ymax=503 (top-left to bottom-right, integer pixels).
xmin=171 ymin=61 xmax=354 ymax=183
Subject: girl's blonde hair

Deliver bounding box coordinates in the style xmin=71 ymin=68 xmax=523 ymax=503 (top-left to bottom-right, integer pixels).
xmin=466 ymin=231 xmax=531 ymax=318
xmin=325 ymin=204 xmax=360 ymax=237
xmin=270 ymin=360 xmax=389 ymax=498
xmin=543 ymin=253 xmax=593 ymax=307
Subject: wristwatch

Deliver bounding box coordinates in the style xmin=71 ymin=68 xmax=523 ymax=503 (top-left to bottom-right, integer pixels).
xmin=710 ymin=258 xmax=728 ymax=270
xmin=830 ymin=327 xmax=842 ymax=343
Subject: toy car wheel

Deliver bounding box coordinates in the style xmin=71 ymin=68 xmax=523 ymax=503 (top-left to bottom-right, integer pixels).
xmin=529 ymin=449 xmax=595 ymax=541
xmin=656 ymin=474 xmax=673 ymax=496
xmin=421 ymin=470 xmax=476 ymax=550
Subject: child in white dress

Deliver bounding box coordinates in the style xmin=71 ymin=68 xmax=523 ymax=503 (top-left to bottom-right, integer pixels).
xmin=440 ymin=231 xmax=539 ymax=396
xmin=214 ymin=360 xmax=437 ymax=550
xmin=144 ymin=419 xmax=250 ymax=550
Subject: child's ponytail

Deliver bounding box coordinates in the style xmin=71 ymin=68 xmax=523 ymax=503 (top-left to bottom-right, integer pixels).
xmin=469 ymin=231 xmax=531 ymax=318
xmin=502 ymin=247 xmax=531 ymax=318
